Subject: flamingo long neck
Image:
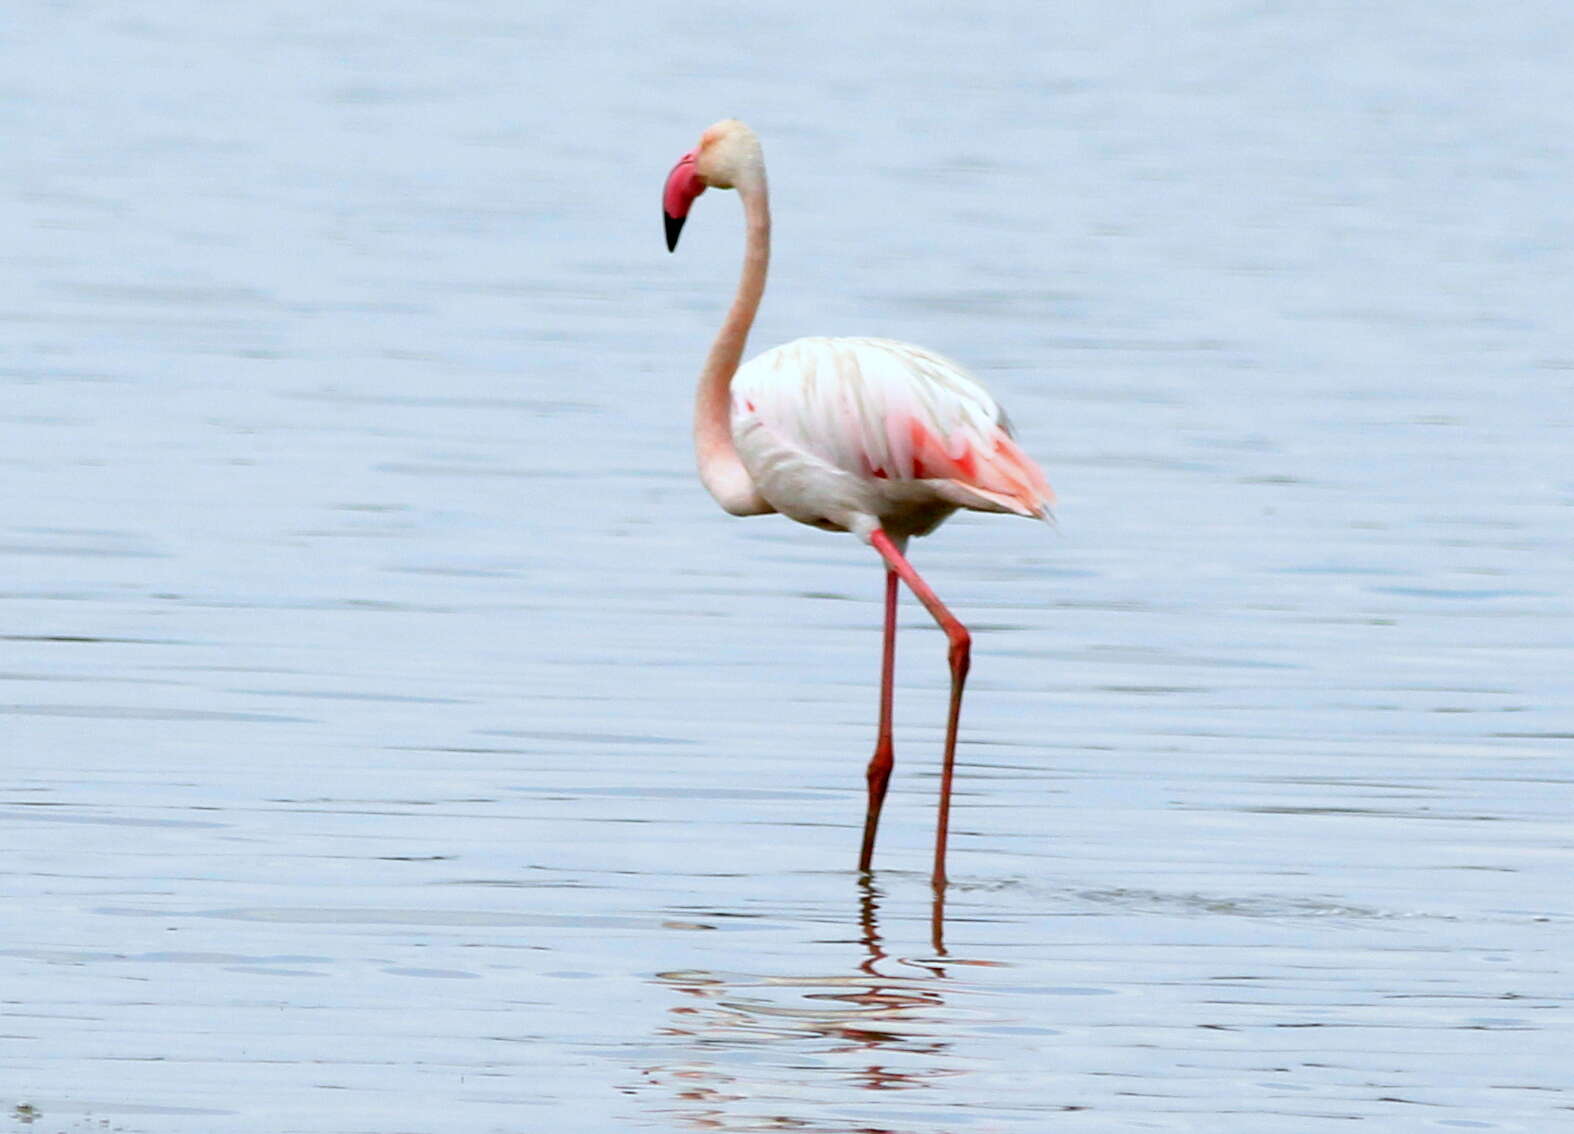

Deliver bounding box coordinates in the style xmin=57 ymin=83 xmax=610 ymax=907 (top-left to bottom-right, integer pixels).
xmin=694 ymin=169 xmax=774 ymax=516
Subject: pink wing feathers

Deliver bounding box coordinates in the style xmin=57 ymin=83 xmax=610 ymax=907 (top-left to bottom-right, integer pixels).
xmin=732 ymin=337 xmax=1054 ymax=518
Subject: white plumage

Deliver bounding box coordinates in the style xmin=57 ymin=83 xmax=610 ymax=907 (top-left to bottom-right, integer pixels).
xmin=732 ymin=336 xmax=1052 ymax=542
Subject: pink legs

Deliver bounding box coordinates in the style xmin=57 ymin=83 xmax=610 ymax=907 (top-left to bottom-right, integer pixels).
xmin=858 ymin=567 xmax=899 ymax=873
xmin=867 ymin=529 xmax=972 ymax=891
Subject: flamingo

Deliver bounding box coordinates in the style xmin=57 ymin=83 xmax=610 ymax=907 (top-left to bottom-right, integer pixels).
xmin=663 ymin=119 xmax=1053 ymax=889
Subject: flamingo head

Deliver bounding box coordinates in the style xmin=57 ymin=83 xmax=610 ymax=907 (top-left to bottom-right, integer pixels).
xmin=663 ymin=119 xmax=762 ymax=252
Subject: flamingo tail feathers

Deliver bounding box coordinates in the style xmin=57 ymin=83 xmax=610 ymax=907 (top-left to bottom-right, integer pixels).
xmin=907 ymin=419 xmax=1055 ymax=519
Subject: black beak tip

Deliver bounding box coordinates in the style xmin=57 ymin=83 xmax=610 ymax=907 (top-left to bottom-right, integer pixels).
xmin=664 ymin=211 xmax=686 ymax=252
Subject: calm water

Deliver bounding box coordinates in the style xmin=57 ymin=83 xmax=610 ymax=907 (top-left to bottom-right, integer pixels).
xmin=4 ymin=2 xmax=1571 ymax=1131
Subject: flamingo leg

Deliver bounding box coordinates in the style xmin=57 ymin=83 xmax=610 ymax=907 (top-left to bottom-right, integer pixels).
xmin=858 ymin=567 xmax=899 ymax=872
xmin=868 ymin=530 xmax=971 ymax=891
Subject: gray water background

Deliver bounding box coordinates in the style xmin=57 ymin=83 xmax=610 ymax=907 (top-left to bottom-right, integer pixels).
xmin=3 ymin=2 xmax=1571 ymax=1130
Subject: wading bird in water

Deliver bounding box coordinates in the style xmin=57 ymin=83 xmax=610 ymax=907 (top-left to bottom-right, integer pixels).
xmin=664 ymin=119 xmax=1053 ymax=890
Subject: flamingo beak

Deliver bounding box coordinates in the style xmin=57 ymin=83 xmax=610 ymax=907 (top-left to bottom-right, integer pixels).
xmin=663 ymin=151 xmax=706 ymax=252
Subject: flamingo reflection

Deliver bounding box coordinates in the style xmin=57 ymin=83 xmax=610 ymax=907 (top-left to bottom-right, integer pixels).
xmin=636 ymin=880 xmax=999 ymax=1131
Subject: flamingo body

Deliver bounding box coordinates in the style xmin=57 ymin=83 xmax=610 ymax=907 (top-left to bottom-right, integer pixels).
xmin=731 ymin=336 xmax=1052 ymax=542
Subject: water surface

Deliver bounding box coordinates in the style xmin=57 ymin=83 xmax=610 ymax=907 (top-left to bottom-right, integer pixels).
xmin=3 ymin=2 xmax=1571 ymax=1131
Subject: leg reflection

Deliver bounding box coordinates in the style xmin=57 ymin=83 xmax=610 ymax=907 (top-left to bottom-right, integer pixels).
xmin=859 ymin=873 xmax=947 ymax=978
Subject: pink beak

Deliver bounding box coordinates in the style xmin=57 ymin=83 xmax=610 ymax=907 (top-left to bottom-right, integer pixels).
xmin=663 ymin=150 xmax=706 ymax=251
